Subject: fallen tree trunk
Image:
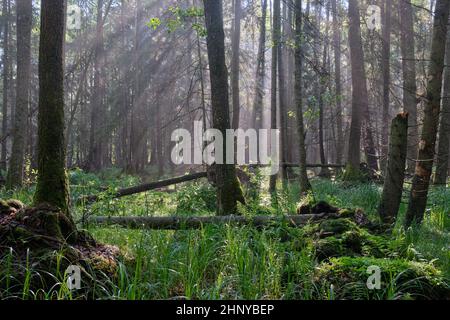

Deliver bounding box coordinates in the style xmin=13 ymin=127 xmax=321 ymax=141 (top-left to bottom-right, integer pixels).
xmin=284 ymin=163 xmax=344 ymax=169
xmin=79 ymin=164 xmax=345 ymax=204
xmin=245 ymin=163 xmax=344 ymax=169
xmin=79 ymin=172 xmax=208 ymax=203
xmin=89 ymin=213 xmax=334 ymax=230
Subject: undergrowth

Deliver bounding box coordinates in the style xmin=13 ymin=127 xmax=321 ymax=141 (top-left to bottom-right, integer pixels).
xmin=0 ymin=168 xmax=448 ymax=300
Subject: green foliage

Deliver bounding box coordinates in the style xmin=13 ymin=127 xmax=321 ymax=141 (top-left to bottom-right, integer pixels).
xmin=176 ymin=183 xmax=216 ymax=215
xmin=148 ymin=6 xmax=206 ymax=36
xmin=315 ymin=257 xmax=449 ymax=300
xmin=0 ymin=172 xmax=448 ymax=300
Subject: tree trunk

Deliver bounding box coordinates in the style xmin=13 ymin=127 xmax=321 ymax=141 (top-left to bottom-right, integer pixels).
xmin=278 ymin=1 xmax=288 ymax=185
xmin=378 ymin=113 xmax=409 ymax=223
xmin=294 ymin=0 xmax=312 ymax=195
xmin=1 ymin=0 xmax=9 ymax=172
xmin=87 ymin=0 xmax=106 ymax=172
xmin=331 ymin=0 xmax=343 ymax=165
xmin=203 ymin=0 xmax=245 ymax=215
xmin=380 ymin=0 xmax=392 ymax=172
xmin=129 ymin=0 xmax=146 ymax=173
xmin=318 ymin=4 xmax=330 ymax=178
xmin=399 ymin=0 xmax=419 ymax=175
xmin=434 ymin=16 xmax=450 ymax=186
xmin=231 ymin=0 xmax=241 ymax=130
xmin=34 ymin=0 xmax=73 ymax=222
xmin=269 ymin=0 xmax=281 ymax=193
xmin=118 ymin=0 xmax=129 ymax=170
xmin=6 ymin=0 xmax=32 ymax=188
xmin=406 ymin=0 xmax=450 ymax=227
xmin=252 ymin=0 xmax=267 ymax=132
xmin=345 ymin=0 xmax=379 ymax=178
xmin=344 ymin=0 xmax=364 ymax=179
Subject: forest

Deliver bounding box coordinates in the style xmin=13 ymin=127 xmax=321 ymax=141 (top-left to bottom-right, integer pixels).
xmin=0 ymin=0 xmax=449 ymax=301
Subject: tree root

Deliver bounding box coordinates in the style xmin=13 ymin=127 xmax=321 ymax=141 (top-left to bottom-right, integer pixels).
xmin=0 ymin=199 xmax=120 ymax=295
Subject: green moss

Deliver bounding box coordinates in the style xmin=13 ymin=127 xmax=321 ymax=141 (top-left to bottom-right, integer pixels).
xmin=0 ymin=199 xmax=10 ymax=215
xmin=342 ymin=231 xmax=363 ymax=253
xmin=315 ymin=237 xmax=347 ymax=261
xmin=218 ymin=169 xmax=246 ymax=215
xmin=342 ymin=164 xmax=362 ymax=182
xmin=338 ymin=208 xmax=356 ymax=218
xmin=296 ymin=193 xmax=316 ymax=215
xmin=7 ymin=199 xmax=25 ymax=210
xmin=315 ymin=257 xmax=450 ymax=300
xmin=306 ymin=217 xmax=394 ymax=262
xmin=319 ymin=218 xmax=358 ymax=235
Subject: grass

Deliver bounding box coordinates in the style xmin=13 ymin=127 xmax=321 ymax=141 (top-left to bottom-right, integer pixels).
xmin=0 ymin=169 xmax=449 ymax=300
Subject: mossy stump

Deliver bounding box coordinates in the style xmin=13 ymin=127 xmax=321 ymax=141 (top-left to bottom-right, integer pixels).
xmin=315 ymin=257 xmax=450 ymax=300
xmin=0 ymin=199 xmax=120 ymax=296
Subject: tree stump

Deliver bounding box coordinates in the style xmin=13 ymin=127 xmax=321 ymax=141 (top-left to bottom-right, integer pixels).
xmin=378 ymin=113 xmax=409 ymax=223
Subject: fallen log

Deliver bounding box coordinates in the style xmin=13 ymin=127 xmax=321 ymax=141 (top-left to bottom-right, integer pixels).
xmin=89 ymin=213 xmax=334 ymax=230
xmin=79 ymin=164 xmax=345 ymax=204
xmin=284 ymin=163 xmax=344 ymax=169
xmin=245 ymin=163 xmax=345 ymax=169
xmin=79 ymin=172 xmax=208 ymax=204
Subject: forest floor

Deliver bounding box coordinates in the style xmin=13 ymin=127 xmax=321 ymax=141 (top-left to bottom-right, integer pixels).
xmin=0 ymin=168 xmax=449 ymax=300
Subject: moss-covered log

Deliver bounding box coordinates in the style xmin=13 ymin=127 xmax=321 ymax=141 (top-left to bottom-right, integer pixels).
xmin=89 ymin=213 xmax=335 ymax=230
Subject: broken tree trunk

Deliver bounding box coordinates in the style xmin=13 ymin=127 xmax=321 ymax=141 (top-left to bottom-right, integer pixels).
xmin=80 ymin=172 xmax=208 ymax=203
xmin=80 ymin=164 xmax=344 ymax=204
xmin=89 ymin=213 xmax=334 ymax=230
xmin=378 ymin=113 xmax=409 ymax=223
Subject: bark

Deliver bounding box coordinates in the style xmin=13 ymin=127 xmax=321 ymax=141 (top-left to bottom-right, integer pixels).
xmin=434 ymin=17 xmax=450 ymax=185
xmin=269 ymin=0 xmax=281 ymax=193
xmin=380 ymin=0 xmax=392 ymax=172
xmin=129 ymin=0 xmax=146 ymax=173
xmin=252 ymin=0 xmax=267 ymax=132
xmin=378 ymin=113 xmax=409 ymax=223
xmin=90 ymin=213 xmax=333 ymax=230
xmin=344 ymin=0 xmax=363 ymax=178
xmin=87 ymin=0 xmax=106 ymax=172
xmin=203 ymin=0 xmax=245 ymax=215
xmin=294 ymin=0 xmax=312 ymax=195
xmin=156 ymin=102 xmax=164 ymax=177
xmin=6 ymin=0 xmax=32 ymax=188
xmin=34 ymin=0 xmax=72 ymax=222
xmin=331 ymin=0 xmax=343 ymax=165
xmin=278 ymin=1 xmax=288 ymax=185
xmin=1 ymin=0 xmax=9 ymax=172
xmin=345 ymin=0 xmax=377 ymax=178
xmin=118 ymin=0 xmax=129 ymax=169
xmin=318 ymin=4 xmax=330 ymax=178
xmin=405 ymin=0 xmax=450 ymax=227
xmin=231 ymin=0 xmax=241 ymax=130
xmin=399 ymin=0 xmax=419 ymax=174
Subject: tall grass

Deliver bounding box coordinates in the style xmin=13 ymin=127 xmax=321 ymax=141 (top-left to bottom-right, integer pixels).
xmin=0 ymin=170 xmax=448 ymax=300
